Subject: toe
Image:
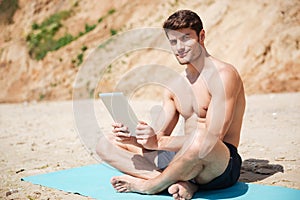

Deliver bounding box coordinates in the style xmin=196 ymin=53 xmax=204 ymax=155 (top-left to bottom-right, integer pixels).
xmin=178 ymin=188 xmax=192 ymax=200
xmin=117 ymin=187 xmax=129 ymax=193
xmin=168 ymin=184 xmax=179 ymax=195
xmin=110 ymin=176 xmax=118 ymax=185
xmin=172 ymin=193 xmax=179 ymax=199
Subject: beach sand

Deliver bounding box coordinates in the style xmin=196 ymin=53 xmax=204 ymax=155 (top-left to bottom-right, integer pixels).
xmin=1 ymin=92 xmax=300 ymax=199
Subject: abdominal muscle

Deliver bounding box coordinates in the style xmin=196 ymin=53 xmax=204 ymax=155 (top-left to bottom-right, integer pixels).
xmin=184 ymin=114 xmax=240 ymax=148
xmin=183 ymin=114 xmax=206 ymax=136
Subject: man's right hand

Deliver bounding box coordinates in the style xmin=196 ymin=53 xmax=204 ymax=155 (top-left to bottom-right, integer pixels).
xmin=112 ymin=122 xmax=134 ymax=142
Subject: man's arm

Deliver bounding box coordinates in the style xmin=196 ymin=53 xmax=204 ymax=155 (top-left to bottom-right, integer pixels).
xmin=198 ymin=66 xmax=243 ymax=158
xmin=136 ymin=91 xmax=189 ymax=152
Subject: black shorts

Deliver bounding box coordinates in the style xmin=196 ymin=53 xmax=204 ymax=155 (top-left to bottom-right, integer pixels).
xmin=197 ymin=142 xmax=242 ymax=190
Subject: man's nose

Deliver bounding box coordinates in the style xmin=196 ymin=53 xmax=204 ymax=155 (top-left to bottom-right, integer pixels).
xmin=176 ymin=40 xmax=185 ymax=52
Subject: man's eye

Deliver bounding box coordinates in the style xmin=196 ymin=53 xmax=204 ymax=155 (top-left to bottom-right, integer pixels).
xmin=182 ymin=35 xmax=190 ymax=41
xmin=170 ymin=40 xmax=177 ymax=45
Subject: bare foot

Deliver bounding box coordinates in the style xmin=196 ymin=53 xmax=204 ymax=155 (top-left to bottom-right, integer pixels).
xmin=168 ymin=181 xmax=198 ymax=200
xmin=110 ymin=175 xmax=149 ymax=194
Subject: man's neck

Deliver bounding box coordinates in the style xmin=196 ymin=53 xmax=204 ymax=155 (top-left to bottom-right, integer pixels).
xmin=185 ymin=48 xmax=207 ymax=83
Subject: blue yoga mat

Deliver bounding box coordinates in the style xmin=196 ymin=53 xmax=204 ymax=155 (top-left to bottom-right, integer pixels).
xmin=22 ymin=164 xmax=300 ymax=199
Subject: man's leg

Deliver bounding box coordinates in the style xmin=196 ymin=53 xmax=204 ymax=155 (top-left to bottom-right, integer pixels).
xmin=110 ymin=132 xmax=230 ymax=196
xmin=96 ymin=133 xmax=161 ymax=179
xmin=168 ymin=181 xmax=199 ymax=200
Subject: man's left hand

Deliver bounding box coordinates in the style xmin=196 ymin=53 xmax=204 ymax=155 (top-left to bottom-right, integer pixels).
xmin=135 ymin=121 xmax=158 ymax=150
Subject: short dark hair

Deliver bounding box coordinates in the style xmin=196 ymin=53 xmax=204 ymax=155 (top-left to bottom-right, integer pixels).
xmin=163 ymin=10 xmax=203 ymax=36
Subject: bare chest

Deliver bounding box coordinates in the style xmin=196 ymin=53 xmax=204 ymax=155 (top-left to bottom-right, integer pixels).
xmin=174 ymin=78 xmax=211 ymax=119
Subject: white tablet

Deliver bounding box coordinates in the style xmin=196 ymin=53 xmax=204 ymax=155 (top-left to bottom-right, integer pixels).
xmin=99 ymin=92 xmax=138 ymax=136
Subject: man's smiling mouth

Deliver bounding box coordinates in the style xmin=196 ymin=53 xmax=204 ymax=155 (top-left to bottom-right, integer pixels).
xmin=177 ymin=50 xmax=190 ymax=58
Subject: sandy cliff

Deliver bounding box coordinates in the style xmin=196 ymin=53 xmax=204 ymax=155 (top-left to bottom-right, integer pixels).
xmin=0 ymin=0 xmax=299 ymax=102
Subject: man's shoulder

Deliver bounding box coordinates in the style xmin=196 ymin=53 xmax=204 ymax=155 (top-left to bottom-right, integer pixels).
xmin=210 ymin=57 xmax=235 ymax=72
xmin=210 ymin=57 xmax=241 ymax=82
xmin=207 ymin=57 xmax=243 ymax=95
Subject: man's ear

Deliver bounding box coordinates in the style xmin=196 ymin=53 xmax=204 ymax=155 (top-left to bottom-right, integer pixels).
xmin=199 ymin=29 xmax=205 ymax=44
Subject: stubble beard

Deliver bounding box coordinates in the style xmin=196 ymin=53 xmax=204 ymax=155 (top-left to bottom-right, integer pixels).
xmin=176 ymin=46 xmax=203 ymax=66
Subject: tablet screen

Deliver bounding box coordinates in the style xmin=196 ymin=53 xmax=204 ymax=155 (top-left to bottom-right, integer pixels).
xmin=99 ymin=92 xmax=138 ymax=136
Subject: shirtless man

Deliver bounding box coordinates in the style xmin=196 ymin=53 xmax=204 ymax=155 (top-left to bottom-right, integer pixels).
xmin=96 ymin=10 xmax=245 ymax=199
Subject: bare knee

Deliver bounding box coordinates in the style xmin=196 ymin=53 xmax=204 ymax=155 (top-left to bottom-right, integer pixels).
xmin=96 ymin=135 xmax=115 ymax=161
xmin=180 ymin=135 xmax=205 ymax=161
xmin=171 ymin=146 xmax=205 ymax=181
xmin=96 ymin=137 xmax=106 ymax=160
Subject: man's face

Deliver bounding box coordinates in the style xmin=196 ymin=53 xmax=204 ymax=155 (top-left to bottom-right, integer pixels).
xmin=166 ymin=28 xmax=202 ymax=65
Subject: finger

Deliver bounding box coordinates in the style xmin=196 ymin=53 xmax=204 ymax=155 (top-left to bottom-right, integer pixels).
xmin=173 ymin=193 xmax=179 ymax=199
xmin=135 ymin=129 xmax=142 ymax=135
xmin=112 ymin=128 xmax=122 ymax=133
xmin=112 ymin=122 xmax=123 ymax=128
xmin=114 ymin=126 xmax=129 ymax=133
xmin=136 ymin=130 xmax=153 ymax=138
xmin=136 ymin=124 xmax=148 ymax=130
xmin=136 ymin=138 xmax=146 ymax=145
xmin=115 ymin=136 xmax=131 ymax=142
xmin=138 ymin=120 xmax=148 ymax=125
xmin=115 ymin=131 xmax=131 ymax=137
xmin=113 ymin=132 xmax=131 ymax=141
xmin=135 ymin=132 xmax=149 ymax=139
xmin=135 ymin=130 xmax=150 ymax=138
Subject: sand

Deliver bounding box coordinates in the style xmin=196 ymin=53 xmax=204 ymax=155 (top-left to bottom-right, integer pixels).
xmin=1 ymin=92 xmax=300 ymax=199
